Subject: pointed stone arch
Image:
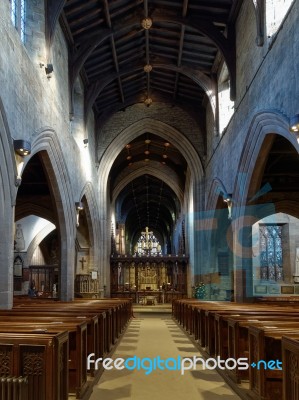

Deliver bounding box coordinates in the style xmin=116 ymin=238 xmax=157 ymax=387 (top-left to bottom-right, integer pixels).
xmin=112 ymin=165 xmax=184 ymax=206
xmin=233 ymin=111 xmax=298 ymax=209
xmin=26 ymin=128 xmax=77 ymax=301
xmin=98 ymin=118 xmax=204 ymax=294
xmin=26 ymin=223 xmax=56 ymax=267
xmin=0 ymin=97 xmax=18 ymax=308
xmin=99 ymin=118 xmax=203 ymax=180
xmin=232 ymin=111 xmax=299 ymax=301
xmin=79 ymin=182 xmax=101 ymax=272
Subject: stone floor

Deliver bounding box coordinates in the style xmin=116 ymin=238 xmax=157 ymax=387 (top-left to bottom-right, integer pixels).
xmin=88 ymin=312 xmax=241 ymax=400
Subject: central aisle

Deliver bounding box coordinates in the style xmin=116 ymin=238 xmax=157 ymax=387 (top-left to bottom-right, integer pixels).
xmin=89 ymin=313 xmax=240 ymax=400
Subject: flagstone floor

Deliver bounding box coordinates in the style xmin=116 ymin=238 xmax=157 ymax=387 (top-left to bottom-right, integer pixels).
xmin=88 ymin=312 xmax=241 ymax=400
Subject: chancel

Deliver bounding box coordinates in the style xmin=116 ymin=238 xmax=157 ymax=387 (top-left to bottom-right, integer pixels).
xmin=0 ymin=0 xmax=299 ymax=399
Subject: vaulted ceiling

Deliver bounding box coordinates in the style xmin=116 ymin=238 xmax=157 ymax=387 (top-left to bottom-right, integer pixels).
xmin=111 ymin=133 xmax=185 ymax=242
xmin=45 ymin=0 xmax=242 ymax=246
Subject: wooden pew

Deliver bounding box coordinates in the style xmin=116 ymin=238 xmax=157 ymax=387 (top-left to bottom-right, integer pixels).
xmin=7 ymin=297 xmax=132 ymax=398
xmin=0 ymin=331 xmax=68 ymax=400
xmin=12 ymin=301 xmax=120 ymax=352
xmin=172 ymin=300 xmax=299 ymax=393
xmin=0 ymin=318 xmax=90 ymax=399
xmin=248 ymin=323 xmax=299 ymax=400
xmin=282 ymin=336 xmax=299 ymax=400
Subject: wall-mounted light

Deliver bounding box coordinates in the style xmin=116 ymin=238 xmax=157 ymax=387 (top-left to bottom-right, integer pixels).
xmin=75 ymin=202 xmax=84 ymax=227
xmin=289 ymin=114 xmax=299 ymax=133
xmin=223 ymin=193 xmax=232 ymax=203
xmin=13 ymin=140 xmax=31 ymax=156
xmin=40 ymin=63 xmax=54 ymax=78
xmin=45 ymin=63 xmax=54 ymax=75
xmin=75 ymin=202 xmax=84 ymax=211
xmin=83 ymin=138 xmax=89 ymax=147
xmin=223 ymin=193 xmax=233 ymax=219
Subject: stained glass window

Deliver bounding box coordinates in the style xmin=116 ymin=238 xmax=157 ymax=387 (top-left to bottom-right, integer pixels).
xmin=134 ymin=228 xmax=162 ymax=256
xmin=259 ymin=224 xmax=283 ymax=281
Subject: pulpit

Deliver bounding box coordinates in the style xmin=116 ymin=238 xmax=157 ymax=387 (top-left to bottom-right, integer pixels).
xmin=75 ymin=274 xmax=100 ymax=298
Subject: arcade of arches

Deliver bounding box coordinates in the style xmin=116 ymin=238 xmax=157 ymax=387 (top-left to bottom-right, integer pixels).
xmin=0 ymin=0 xmax=299 ymax=310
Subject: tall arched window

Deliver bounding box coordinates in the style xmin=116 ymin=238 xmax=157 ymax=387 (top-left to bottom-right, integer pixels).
xmin=266 ymin=0 xmax=294 ymax=38
xmin=10 ymin=0 xmax=26 ymax=43
xmin=218 ymin=63 xmax=234 ymax=135
xmin=134 ymin=229 xmax=162 ymax=256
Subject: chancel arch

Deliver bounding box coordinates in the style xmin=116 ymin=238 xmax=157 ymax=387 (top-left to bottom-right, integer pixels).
xmin=98 ymin=118 xmax=203 ymax=294
xmin=112 ymin=163 xmax=184 ymax=206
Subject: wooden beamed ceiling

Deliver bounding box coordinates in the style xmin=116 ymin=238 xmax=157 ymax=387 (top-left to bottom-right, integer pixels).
xmin=42 ymin=0 xmax=241 ymax=241
xmin=55 ymin=0 xmax=240 ymax=124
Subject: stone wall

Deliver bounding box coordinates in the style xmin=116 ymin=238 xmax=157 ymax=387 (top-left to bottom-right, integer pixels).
xmin=205 ymin=0 xmax=299 ymax=200
xmin=97 ymin=102 xmax=204 ymax=162
xmin=0 ymin=1 xmax=98 ymax=202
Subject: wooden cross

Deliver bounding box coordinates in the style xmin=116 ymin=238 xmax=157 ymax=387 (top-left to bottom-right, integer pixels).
xmin=79 ymin=257 xmax=87 ymax=271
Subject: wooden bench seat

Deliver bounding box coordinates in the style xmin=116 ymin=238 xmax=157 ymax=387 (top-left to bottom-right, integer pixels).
xmin=0 ymin=331 xmax=68 ymax=400
xmin=172 ymin=299 xmax=299 ymax=400
xmin=248 ymin=324 xmax=299 ymax=400
xmin=282 ymin=336 xmax=299 ymax=400
xmin=2 ymin=297 xmax=133 ymax=400
xmin=0 ymin=318 xmax=90 ymax=399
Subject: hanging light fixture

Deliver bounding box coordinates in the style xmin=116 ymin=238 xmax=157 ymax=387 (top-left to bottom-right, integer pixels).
xmin=126 ymin=144 xmax=132 ymax=164
xmin=144 ymin=64 xmax=152 ymax=73
xmin=162 ymin=141 xmax=170 ymax=160
xmin=144 ymin=136 xmax=150 ymax=155
xmin=141 ymin=17 xmax=152 ymax=30
xmin=144 ymin=97 xmax=152 ymax=106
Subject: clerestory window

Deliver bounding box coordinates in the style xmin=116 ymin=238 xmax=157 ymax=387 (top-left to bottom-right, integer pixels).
xmin=266 ymin=0 xmax=294 ymax=38
xmin=10 ymin=0 xmax=26 ymax=43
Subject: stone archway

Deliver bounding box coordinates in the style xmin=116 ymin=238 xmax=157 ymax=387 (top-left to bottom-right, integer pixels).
xmin=232 ymin=111 xmax=299 ymax=301
xmin=0 ymin=97 xmax=18 ymax=308
xmin=98 ymin=118 xmax=204 ymax=295
xmin=26 ymin=223 xmax=56 ymax=267
xmin=26 ymin=129 xmax=77 ymax=301
xmin=112 ymin=164 xmax=184 ymax=205
xmin=79 ymin=182 xmax=101 ymax=273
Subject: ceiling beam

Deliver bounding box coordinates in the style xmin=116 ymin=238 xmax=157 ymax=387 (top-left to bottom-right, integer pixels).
xmin=70 ymin=13 xmax=235 ymax=108
xmin=173 ymin=24 xmax=185 ymax=99
xmin=85 ymin=62 xmax=216 ymax=122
